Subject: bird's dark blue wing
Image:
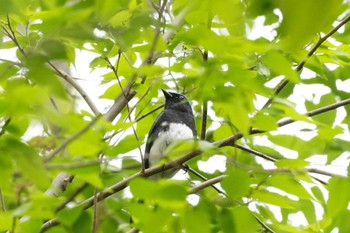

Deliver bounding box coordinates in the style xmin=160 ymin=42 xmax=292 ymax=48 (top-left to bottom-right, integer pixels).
xmin=144 ymin=111 xmax=168 ymax=169
xmin=143 ymin=109 xmax=196 ymax=169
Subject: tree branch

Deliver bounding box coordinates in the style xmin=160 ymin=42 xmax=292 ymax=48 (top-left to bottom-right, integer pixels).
xmin=44 ymin=173 xmax=74 ymax=197
xmin=47 ymin=62 xmax=101 ymax=116
xmin=2 ymin=15 xmax=25 ymax=56
xmin=55 ymin=183 xmax=89 ymax=212
xmin=104 ymin=87 xmax=137 ymax=122
xmin=188 ymin=175 xmax=226 ymax=194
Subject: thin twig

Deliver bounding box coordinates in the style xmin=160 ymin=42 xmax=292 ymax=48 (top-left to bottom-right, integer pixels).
xmin=124 ymin=85 xmax=153 ymax=121
xmin=0 ymin=118 xmax=11 ymax=137
xmin=46 ymin=160 xmax=100 ymax=170
xmin=201 ymin=100 xmax=208 ymax=140
xmin=104 ymin=85 xmax=137 ymax=122
xmin=104 ymin=54 xmax=144 ymax=167
xmin=135 ymin=104 xmax=164 ymax=122
xmin=92 ymin=188 xmax=98 ymax=233
xmin=0 ymin=188 xmax=5 ymax=212
xmin=55 ymin=183 xmax=89 ymax=212
xmin=188 ymin=175 xmax=226 ymax=194
xmin=233 ymin=144 xmax=327 ymax=185
xmin=263 ymin=167 xmax=346 ymax=178
xmin=141 ymin=0 xmax=168 ymax=83
xmin=186 ymin=165 xmax=227 ymax=196
xmin=261 ymin=14 xmax=350 ymax=109
xmin=252 ymin=213 xmax=275 ymax=233
xmin=278 ymin=98 xmax=350 ymax=127
xmin=0 ymin=58 xmax=22 ymax=66
xmin=48 ymin=62 xmax=100 ymax=115
xmin=2 ymin=15 xmax=25 ymax=56
xmin=44 ymin=114 xmax=103 ymax=162
xmin=127 ymin=228 xmax=140 ymax=233
xmin=234 ymin=144 xmax=277 ymax=162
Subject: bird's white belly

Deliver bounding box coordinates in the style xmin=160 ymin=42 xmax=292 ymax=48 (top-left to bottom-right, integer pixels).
xmin=149 ymin=122 xmax=193 ymax=166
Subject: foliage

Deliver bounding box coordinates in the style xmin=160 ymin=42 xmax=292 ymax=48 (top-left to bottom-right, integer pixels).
xmin=0 ymin=0 xmax=350 ymax=232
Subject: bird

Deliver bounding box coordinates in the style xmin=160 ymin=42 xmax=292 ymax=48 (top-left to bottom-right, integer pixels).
xmin=143 ymin=89 xmax=197 ymax=178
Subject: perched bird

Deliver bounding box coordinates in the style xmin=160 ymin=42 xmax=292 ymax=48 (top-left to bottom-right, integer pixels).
xmin=144 ymin=89 xmax=197 ymax=178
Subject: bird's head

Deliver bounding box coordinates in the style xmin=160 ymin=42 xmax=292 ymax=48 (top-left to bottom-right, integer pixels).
xmin=162 ymin=89 xmax=193 ymax=113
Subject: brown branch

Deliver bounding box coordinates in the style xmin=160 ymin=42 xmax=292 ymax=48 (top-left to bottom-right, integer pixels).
xmin=0 ymin=118 xmax=11 ymax=137
xmin=188 ymin=175 xmax=226 ymax=194
xmin=127 ymin=228 xmax=140 ymax=233
xmin=124 ymin=85 xmax=152 ymax=121
xmin=55 ymin=183 xmax=89 ymax=212
xmin=45 ymin=160 xmax=100 ymax=170
xmin=104 ymin=87 xmax=137 ymax=122
xmin=2 ymin=15 xmax=25 ymax=56
xmin=92 ymin=188 xmax=98 ymax=233
xmin=48 ymin=62 xmax=100 ymax=115
xmin=262 ymin=167 xmax=346 ymax=178
xmin=0 ymin=188 xmax=5 ymax=212
xmin=200 ymin=100 xmax=208 ymax=140
xmin=44 ymin=173 xmax=74 ymax=197
xmin=135 ymin=104 xmax=164 ymax=122
xmin=186 ymin=165 xmax=227 ymax=196
xmin=141 ymin=0 xmax=168 ymax=83
xmin=234 ymin=144 xmax=277 ymax=162
xmin=278 ymin=97 xmax=350 ymax=127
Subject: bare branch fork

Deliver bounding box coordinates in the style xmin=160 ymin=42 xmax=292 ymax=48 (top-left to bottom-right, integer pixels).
xmin=41 ymin=96 xmax=350 ymax=232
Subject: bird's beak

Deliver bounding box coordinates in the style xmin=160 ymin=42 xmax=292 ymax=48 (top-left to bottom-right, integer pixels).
xmin=161 ymin=89 xmax=172 ymax=99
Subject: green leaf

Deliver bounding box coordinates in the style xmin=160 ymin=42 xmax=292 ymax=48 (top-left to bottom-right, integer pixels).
xmin=38 ymin=39 xmax=68 ymax=60
xmin=275 ymin=159 xmax=309 ymax=169
xmin=165 ymin=139 xmax=197 ymax=161
xmin=311 ymin=186 xmax=326 ymax=204
xmin=268 ymin=174 xmax=312 ymax=200
xmin=57 ymin=206 xmax=84 ymax=227
xmin=0 ymin=212 xmax=12 ymax=231
xmin=19 ymin=219 xmax=43 ymax=233
xmin=305 ymin=93 xmax=337 ymax=126
xmin=75 ymin=171 xmax=103 ymax=188
xmin=221 ymin=168 xmax=251 ymax=199
xmin=298 ymin=199 xmax=316 ymax=224
xmin=128 ymin=201 xmax=173 ymax=233
xmin=252 ymin=112 xmax=278 ymax=131
xmin=262 ymin=51 xmax=300 ymax=83
xmin=129 ymin=178 xmax=159 ymax=200
xmin=327 ymin=177 xmax=350 ymax=217
xmin=183 ymin=205 xmax=211 ymax=233
xmin=72 ymin=212 xmax=92 ymax=233
xmin=157 ymin=180 xmax=187 ymax=208
xmin=277 ymin=0 xmax=345 ymax=52
xmin=68 ymin=129 xmax=104 ymax=157
xmin=252 ymin=189 xmax=297 ymax=209
xmin=89 ymin=56 xmax=109 ymax=69
xmin=0 ymin=136 xmax=50 ymax=189
xmin=108 ymin=9 xmax=132 ymax=28
xmin=231 ymin=206 xmax=259 ymax=233
xmin=112 ymin=134 xmax=142 ymax=155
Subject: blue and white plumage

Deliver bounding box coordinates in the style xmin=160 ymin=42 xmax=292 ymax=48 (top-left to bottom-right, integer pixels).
xmin=144 ymin=89 xmax=196 ymax=178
